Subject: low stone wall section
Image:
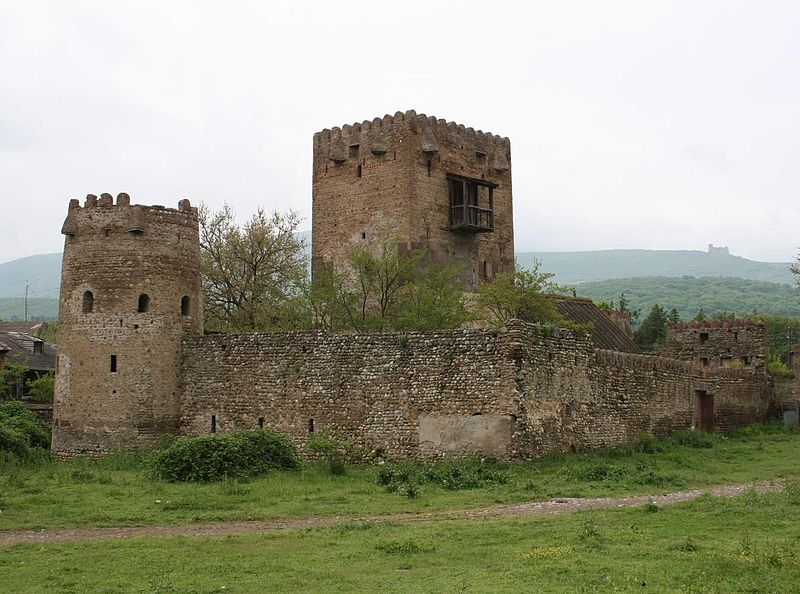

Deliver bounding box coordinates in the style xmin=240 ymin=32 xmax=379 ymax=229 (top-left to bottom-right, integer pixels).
xmin=179 ymin=321 xmax=774 ymax=460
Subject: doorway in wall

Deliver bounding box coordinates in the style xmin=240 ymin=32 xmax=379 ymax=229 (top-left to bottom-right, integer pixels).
xmin=693 ymin=390 xmax=714 ymax=431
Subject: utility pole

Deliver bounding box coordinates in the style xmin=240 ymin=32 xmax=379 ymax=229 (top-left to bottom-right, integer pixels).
xmin=25 ymin=282 xmax=29 ymax=321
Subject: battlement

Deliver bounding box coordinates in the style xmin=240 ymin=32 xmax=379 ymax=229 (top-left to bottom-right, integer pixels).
xmin=66 ymin=193 xmax=197 ymax=215
xmin=62 ymin=193 xmax=198 ymax=238
xmin=313 ymin=109 xmax=510 ymax=170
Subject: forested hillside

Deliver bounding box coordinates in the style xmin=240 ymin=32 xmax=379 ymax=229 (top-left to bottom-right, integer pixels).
xmin=576 ymin=276 xmax=800 ymax=320
xmin=518 ymin=249 xmax=794 ymax=285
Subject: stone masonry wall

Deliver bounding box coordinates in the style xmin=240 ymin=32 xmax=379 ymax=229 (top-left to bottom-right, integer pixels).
xmin=312 ymin=110 xmax=514 ymax=290
xmin=664 ymin=320 xmax=768 ymax=372
xmin=179 ymin=321 xmax=774 ymax=460
xmin=180 ymin=328 xmax=520 ymax=458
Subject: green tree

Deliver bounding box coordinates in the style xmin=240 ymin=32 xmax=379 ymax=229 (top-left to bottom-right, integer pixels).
xmin=475 ymin=259 xmax=567 ymax=326
xmin=617 ymin=293 xmax=640 ymax=324
xmin=667 ymin=308 xmax=681 ymax=324
xmin=199 ymin=204 xmax=308 ymax=332
xmin=395 ymin=263 xmax=470 ymax=331
xmin=763 ymin=315 xmax=800 ymax=367
xmin=305 ymin=230 xmax=466 ymax=332
xmin=634 ymin=304 xmax=669 ymax=351
xmin=0 ymin=357 xmax=29 ymax=399
xmin=26 ymin=372 xmax=54 ymax=403
xmin=792 ymin=254 xmax=799 ymax=288
xmin=693 ymin=308 xmax=708 ymax=323
xmin=341 ymin=239 xmax=425 ymax=331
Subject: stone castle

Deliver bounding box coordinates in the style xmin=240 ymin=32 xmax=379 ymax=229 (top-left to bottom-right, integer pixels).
xmin=52 ymin=111 xmax=788 ymax=458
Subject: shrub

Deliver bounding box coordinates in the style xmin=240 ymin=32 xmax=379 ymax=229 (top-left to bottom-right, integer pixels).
xmin=635 ymin=432 xmax=666 ymax=454
xmin=671 ymin=429 xmax=717 ymax=449
xmin=151 ymin=429 xmax=298 ymax=482
xmin=570 ymin=462 xmax=625 ymax=483
xmin=0 ymin=399 xmax=51 ymax=457
xmin=376 ymin=457 xmax=508 ymax=495
xmin=26 ymin=372 xmax=55 ymax=403
xmin=307 ymin=430 xmax=361 ymax=475
xmin=0 ymin=424 xmax=29 ymax=458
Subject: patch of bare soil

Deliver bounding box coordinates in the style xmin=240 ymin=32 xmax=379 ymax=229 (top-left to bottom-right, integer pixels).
xmin=0 ymin=481 xmax=782 ymax=547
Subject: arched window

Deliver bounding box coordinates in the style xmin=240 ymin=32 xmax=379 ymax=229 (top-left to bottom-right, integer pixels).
xmin=138 ymin=294 xmax=150 ymax=313
xmin=180 ymin=295 xmax=190 ymax=316
xmin=82 ymin=291 xmax=94 ymax=313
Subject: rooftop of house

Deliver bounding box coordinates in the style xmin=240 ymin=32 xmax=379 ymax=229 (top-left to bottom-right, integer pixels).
xmin=0 ymin=331 xmax=56 ymax=371
xmin=0 ymin=320 xmax=51 ymax=334
xmin=555 ymin=297 xmax=642 ymax=354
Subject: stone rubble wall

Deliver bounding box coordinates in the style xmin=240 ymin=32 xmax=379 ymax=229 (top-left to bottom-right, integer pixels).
xmin=180 ymin=320 xmax=774 ymax=460
xmin=664 ymin=321 xmax=768 ymax=372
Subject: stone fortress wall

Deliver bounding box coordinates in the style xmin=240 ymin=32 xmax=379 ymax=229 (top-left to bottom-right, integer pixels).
xmin=179 ymin=321 xmax=772 ymax=460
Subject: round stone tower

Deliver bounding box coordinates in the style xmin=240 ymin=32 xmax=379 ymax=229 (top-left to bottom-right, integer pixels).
xmin=52 ymin=193 xmax=203 ymax=456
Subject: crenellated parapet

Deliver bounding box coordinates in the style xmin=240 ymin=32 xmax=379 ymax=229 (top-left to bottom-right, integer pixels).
xmin=61 ymin=193 xmax=198 ymax=240
xmin=313 ymin=109 xmax=511 ymax=171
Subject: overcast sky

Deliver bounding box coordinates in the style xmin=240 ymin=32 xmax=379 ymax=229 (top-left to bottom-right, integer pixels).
xmin=1 ymin=0 xmax=798 ymax=266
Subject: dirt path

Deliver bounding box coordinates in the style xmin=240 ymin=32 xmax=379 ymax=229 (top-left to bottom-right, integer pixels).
xmin=0 ymin=481 xmax=782 ymax=547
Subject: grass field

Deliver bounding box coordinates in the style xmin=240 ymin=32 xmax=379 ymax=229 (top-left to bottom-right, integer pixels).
xmin=1 ymin=424 xmax=798 ymax=531
xmin=2 ymin=486 xmax=799 ymax=592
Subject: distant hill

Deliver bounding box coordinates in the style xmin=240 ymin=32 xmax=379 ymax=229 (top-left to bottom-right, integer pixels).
xmin=575 ymin=276 xmax=800 ymax=320
xmin=1 ymin=244 xmax=796 ymax=322
xmin=0 ymin=297 xmax=58 ymax=321
xmin=517 ymin=249 xmax=794 ymax=285
xmin=0 ymin=253 xmax=61 ymax=320
xmin=0 ymin=253 xmax=61 ymax=299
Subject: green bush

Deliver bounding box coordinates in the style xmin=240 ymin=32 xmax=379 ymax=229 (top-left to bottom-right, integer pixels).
xmin=671 ymin=429 xmax=717 ymax=449
xmin=26 ymin=372 xmax=55 ymax=403
xmin=0 ymin=399 xmax=50 ymax=458
xmin=151 ymin=429 xmax=299 ymax=482
xmin=0 ymin=424 xmax=29 ymax=458
xmin=376 ymin=457 xmax=508 ymax=495
xmin=307 ymin=430 xmax=362 ymax=475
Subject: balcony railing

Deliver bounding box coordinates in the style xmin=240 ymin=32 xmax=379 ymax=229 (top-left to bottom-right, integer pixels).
xmin=449 ymin=204 xmax=494 ymax=232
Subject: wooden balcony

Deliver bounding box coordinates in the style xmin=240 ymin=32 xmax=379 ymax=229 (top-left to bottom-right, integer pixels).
xmin=449 ymin=204 xmax=494 ymax=233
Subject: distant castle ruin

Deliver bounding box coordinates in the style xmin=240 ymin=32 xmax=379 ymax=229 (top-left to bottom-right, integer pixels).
xmin=51 ymin=111 xmax=788 ymax=458
xmin=707 ymin=243 xmax=730 ymax=255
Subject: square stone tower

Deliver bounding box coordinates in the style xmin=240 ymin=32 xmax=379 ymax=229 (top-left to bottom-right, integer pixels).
xmin=312 ymin=110 xmax=514 ymax=290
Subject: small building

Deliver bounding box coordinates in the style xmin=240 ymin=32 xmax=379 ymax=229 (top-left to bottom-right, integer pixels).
xmin=663 ymin=320 xmax=767 ymax=372
xmin=0 ymin=331 xmax=56 ymax=398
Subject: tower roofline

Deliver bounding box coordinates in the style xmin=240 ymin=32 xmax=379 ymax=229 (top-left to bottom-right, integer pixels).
xmin=67 ymin=193 xmax=196 ymax=215
xmin=314 ymin=109 xmax=510 ymax=145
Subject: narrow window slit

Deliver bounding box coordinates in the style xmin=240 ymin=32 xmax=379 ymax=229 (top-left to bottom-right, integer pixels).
xmin=138 ymin=294 xmax=150 ymax=313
